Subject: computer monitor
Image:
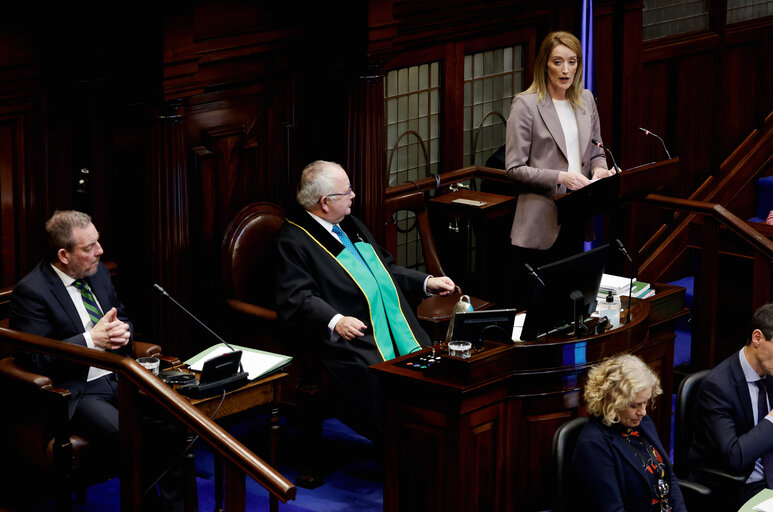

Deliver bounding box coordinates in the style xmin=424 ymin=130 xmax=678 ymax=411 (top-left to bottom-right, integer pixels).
xmin=451 ymin=308 xmax=519 ymax=345
xmin=520 ymin=244 xmax=610 ymax=341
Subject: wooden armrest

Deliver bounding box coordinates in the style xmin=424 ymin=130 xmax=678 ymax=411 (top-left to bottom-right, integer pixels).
xmin=134 ymin=341 xmax=162 ymax=357
xmin=0 ymin=357 xmax=54 ymax=390
xmin=691 ymin=465 xmax=746 ymax=485
xmin=676 ymin=478 xmax=711 ymax=497
xmin=226 ymin=298 xmax=278 ymax=321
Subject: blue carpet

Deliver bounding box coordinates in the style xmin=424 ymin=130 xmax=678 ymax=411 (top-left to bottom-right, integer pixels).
xmin=26 ymin=418 xmax=383 ymax=512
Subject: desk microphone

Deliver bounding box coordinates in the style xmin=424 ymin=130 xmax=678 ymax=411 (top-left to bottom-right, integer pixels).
xmin=591 ymin=139 xmax=620 ymax=174
xmin=524 ymin=263 xmax=546 ymax=287
xmin=638 ymin=127 xmax=672 ymax=159
xmin=153 ymin=284 xmax=243 ymax=371
xmin=614 ymin=240 xmax=635 ymax=324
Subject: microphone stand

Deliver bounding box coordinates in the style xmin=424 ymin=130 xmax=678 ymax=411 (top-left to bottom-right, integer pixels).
xmin=638 ymin=127 xmax=672 ymax=159
xmin=153 ymin=284 xmax=244 ymax=372
xmin=591 ymin=138 xmax=620 ymax=174
xmin=614 ymin=240 xmax=634 ymax=324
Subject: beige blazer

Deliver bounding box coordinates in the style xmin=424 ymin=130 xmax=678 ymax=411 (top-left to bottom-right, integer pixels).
xmin=504 ymin=89 xmax=607 ymax=250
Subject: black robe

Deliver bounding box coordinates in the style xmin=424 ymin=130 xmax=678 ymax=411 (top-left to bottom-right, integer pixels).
xmin=273 ymin=208 xmax=431 ymax=438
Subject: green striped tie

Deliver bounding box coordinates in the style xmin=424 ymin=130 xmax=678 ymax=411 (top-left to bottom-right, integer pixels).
xmin=73 ymin=279 xmax=103 ymax=325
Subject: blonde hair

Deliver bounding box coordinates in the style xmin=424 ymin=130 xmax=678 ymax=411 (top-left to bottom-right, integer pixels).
xmin=521 ymin=31 xmax=585 ymax=110
xmin=584 ymin=354 xmax=662 ymax=426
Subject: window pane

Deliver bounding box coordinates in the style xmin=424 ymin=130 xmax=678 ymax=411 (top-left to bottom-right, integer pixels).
xmin=384 ymin=62 xmax=442 ymax=270
xmin=462 ymin=45 xmax=524 ymax=167
xmin=727 ymin=0 xmax=773 ymax=23
xmin=642 ymin=0 xmax=709 ymax=41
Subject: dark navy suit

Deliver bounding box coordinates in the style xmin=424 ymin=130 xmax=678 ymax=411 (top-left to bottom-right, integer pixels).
xmin=10 ymin=260 xmax=188 ymax=511
xmin=10 ymin=260 xmax=133 ymax=419
xmin=690 ymin=351 xmax=773 ymax=479
xmin=573 ymin=415 xmax=686 ymax=512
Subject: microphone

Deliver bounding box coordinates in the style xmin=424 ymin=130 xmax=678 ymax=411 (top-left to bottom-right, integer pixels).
xmin=591 ymin=139 xmax=620 ymax=174
xmin=638 ymin=127 xmax=671 ymax=159
xmin=614 ymin=239 xmax=634 ymax=324
xmin=153 ymin=284 xmax=243 ymax=371
xmin=524 ymin=263 xmax=546 ymax=287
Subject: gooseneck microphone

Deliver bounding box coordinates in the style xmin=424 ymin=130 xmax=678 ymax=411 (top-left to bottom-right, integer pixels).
xmin=153 ymin=284 xmax=243 ymax=370
xmin=638 ymin=127 xmax=672 ymax=159
xmin=591 ymin=139 xmax=620 ymax=174
xmin=614 ymin=239 xmax=635 ymax=324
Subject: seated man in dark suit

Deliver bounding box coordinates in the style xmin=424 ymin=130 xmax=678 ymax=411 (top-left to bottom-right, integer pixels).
xmin=10 ymin=210 xmax=191 ymax=512
xmin=690 ymin=303 xmax=773 ymax=505
xmin=274 ymin=160 xmax=456 ymax=441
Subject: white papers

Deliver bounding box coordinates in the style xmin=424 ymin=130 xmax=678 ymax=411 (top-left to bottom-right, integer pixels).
xmin=753 ymin=497 xmax=773 ymax=511
xmin=512 ymin=312 xmax=526 ymax=342
xmin=185 ymin=343 xmax=292 ymax=381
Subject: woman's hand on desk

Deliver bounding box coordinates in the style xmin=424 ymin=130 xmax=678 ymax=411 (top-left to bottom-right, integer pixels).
xmin=592 ymin=167 xmax=617 ymax=179
xmin=557 ymin=171 xmax=591 ymax=191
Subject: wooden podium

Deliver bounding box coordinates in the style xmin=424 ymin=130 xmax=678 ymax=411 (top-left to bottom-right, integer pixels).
xmin=372 ymin=283 xmax=687 ymax=511
xmin=555 ymin=157 xmax=680 ymax=223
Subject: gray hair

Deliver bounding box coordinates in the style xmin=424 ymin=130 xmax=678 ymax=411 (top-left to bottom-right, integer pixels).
xmin=296 ymin=160 xmax=343 ymax=208
xmin=45 ymin=210 xmax=92 ymax=260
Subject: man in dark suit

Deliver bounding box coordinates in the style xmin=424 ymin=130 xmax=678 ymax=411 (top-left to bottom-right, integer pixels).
xmin=10 ymin=210 xmax=190 ymax=512
xmin=274 ymin=160 xmax=456 ymax=441
xmin=690 ymin=303 xmax=773 ymax=504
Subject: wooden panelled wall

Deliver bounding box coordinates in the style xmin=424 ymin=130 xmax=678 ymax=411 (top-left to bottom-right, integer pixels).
xmin=0 ymin=1 xmax=770 ymax=357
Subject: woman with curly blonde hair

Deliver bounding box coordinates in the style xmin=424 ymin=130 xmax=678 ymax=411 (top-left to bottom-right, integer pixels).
xmin=572 ymin=354 xmax=686 ymax=511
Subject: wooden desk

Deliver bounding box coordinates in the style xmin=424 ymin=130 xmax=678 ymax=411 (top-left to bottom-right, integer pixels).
xmin=372 ymin=284 xmax=685 ymax=511
xmin=429 ymin=189 xmax=515 ymax=302
xmin=183 ymin=371 xmax=287 ymax=512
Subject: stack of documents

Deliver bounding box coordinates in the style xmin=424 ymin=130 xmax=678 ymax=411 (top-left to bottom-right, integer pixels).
xmin=599 ymin=274 xmax=654 ymax=300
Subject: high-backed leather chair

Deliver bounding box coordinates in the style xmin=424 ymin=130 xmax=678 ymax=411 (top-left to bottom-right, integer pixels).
xmin=674 ymin=369 xmax=743 ymax=508
xmin=553 ymin=415 xmax=710 ymax=511
xmin=384 ymin=189 xmax=495 ymax=341
xmin=552 ymin=416 xmax=588 ymax=512
xmin=221 ymin=202 xmax=330 ymax=488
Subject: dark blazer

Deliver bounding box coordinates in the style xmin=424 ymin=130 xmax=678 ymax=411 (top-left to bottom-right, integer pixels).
xmin=504 ymin=89 xmax=607 ymax=250
xmin=573 ymin=415 xmax=686 ymax=512
xmin=689 ymin=351 xmax=773 ymax=477
xmin=9 ymin=260 xmax=133 ymax=416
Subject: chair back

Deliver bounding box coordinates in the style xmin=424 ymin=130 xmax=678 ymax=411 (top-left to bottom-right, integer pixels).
xmin=674 ymin=369 xmax=710 ymax=478
xmin=552 ymin=416 xmax=588 ymax=512
xmin=384 ymin=190 xmax=444 ymax=277
xmin=221 ymin=202 xmax=286 ymax=307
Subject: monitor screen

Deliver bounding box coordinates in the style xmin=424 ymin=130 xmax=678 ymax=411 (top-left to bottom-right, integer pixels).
xmin=451 ymin=308 xmax=519 ymax=345
xmin=520 ymin=244 xmax=610 ymax=341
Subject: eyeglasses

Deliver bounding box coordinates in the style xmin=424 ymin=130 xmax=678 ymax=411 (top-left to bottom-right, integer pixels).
xmin=324 ymin=185 xmax=353 ymax=200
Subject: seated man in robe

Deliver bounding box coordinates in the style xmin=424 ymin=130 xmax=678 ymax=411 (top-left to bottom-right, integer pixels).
xmin=274 ymin=160 xmax=455 ymax=441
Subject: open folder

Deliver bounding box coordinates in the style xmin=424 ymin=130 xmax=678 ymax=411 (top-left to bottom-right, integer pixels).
xmin=185 ymin=343 xmax=292 ymax=381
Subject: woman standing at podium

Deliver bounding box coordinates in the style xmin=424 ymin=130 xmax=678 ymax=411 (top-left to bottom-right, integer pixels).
xmin=504 ymin=31 xmax=615 ymax=308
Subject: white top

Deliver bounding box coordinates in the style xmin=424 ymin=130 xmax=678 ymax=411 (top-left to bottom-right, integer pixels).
xmin=50 ymin=264 xmax=111 ymax=382
xmin=553 ymin=98 xmax=581 ymax=174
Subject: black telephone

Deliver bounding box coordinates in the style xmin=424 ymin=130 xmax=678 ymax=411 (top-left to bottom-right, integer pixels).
xmin=177 ymin=351 xmax=249 ymax=398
